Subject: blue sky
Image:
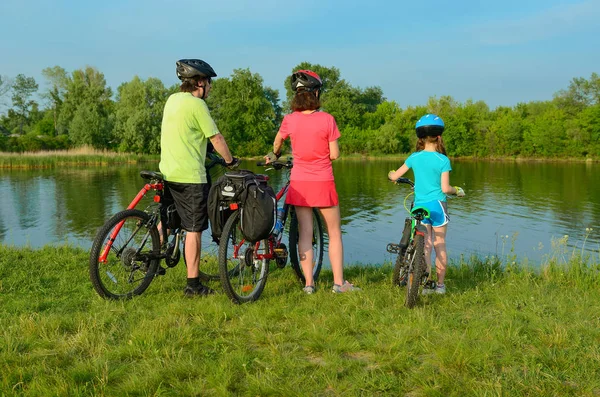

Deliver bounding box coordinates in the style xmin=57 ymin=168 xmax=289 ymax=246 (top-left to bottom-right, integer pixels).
xmin=1 ymin=0 xmax=599 ymax=109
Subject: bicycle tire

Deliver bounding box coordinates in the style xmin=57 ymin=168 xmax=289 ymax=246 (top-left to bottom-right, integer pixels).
xmin=405 ymin=233 xmax=426 ymax=308
xmin=289 ymin=208 xmax=324 ymax=284
xmin=218 ymin=211 xmax=269 ymax=304
xmin=392 ymin=222 xmax=411 ymax=287
xmin=89 ymin=209 xmax=160 ymax=299
xmin=392 ymin=252 xmax=408 ymax=287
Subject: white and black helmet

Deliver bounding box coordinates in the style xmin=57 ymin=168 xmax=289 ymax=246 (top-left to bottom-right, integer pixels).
xmin=176 ymin=59 xmax=217 ymax=81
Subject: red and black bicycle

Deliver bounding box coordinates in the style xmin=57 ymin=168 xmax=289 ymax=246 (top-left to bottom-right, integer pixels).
xmin=218 ymin=159 xmax=325 ymax=304
xmin=88 ymin=153 xmax=226 ymax=299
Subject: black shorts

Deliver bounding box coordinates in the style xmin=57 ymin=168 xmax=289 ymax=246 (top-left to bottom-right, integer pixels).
xmin=164 ymin=181 xmax=210 ymax=233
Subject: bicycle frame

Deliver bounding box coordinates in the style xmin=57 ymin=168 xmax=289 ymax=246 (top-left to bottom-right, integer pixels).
xmin=250 ymin=174 xmax=291 ymax=261
xmin=98 ymin=153 xmax=226 ymax=264
xmin=98 ymin=181 xmax=163 ymax=263
xmin=230 ymin=163 xmax=292 ymax=262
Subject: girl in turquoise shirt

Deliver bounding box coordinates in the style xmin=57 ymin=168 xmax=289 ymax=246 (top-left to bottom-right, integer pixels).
xmin=388 ymin=114 xmax=464 ymax=295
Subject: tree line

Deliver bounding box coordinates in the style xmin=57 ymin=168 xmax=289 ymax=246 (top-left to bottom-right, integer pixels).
xmin=0 ymin=64 xmax=598 ymax=158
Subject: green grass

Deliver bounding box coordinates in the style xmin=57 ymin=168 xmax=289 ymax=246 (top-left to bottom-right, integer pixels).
xmin=0 ymin=147 xmax=159 ymax=169
xmin=1 ymin=245 xmax=600 ymax=396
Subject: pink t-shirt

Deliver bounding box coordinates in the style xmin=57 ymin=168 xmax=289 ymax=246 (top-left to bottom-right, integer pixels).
xmin=278 ymin=111 xmax=341 ymax=181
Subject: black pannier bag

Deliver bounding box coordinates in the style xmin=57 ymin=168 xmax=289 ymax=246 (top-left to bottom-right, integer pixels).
xmin=239 ymin=175 xmax=276 ymax=243
xmin=207 ymin=170 xmax=276 ymax=244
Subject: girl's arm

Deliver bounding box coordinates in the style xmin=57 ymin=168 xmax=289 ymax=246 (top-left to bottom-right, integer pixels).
xmin=329 ymin=140 xmax=340 ymax=161
xmin=388 ymin=164 xmax=409 ymax=180
xmin=441 ymin=171 xmax=458 ymax=194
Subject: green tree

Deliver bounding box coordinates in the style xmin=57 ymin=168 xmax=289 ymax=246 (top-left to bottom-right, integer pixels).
xmin=488 ymin=107 xmax=523 ymax=156
xmin=114 ymin=76 xmax=169 ymax=154
xmin=0 ymin=75 xmax=12 ymax=108
xmin=207 ymin=68 xmax=278 ymax=156
xmin=11 ymin=74 xmax=39 ymax=134
xmin=41 ymin=66 xmax=69 ymax=135
xmin=58 ymin=66 xmax=114 ymax=148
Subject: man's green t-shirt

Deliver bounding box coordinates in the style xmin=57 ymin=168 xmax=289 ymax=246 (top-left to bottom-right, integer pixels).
xmin=159 ymin=92 xmax=219 ymax=183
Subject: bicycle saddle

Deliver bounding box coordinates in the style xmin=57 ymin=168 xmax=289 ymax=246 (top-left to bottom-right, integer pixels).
xmin=140 ymin=171 xmax=164 ymax=181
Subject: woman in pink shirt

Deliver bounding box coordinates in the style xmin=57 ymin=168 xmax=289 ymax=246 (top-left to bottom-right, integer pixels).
xmin=267 ymin=70 xmax=359 ymax=294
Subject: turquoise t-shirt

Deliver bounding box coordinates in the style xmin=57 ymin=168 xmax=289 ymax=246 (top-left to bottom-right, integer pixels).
xmin=159 ymin=92 xmax=220 ymax=183
xmin=404 ymin=150 xmax=452 ymax=204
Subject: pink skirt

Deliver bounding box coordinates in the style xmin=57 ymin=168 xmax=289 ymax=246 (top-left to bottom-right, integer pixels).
xmin=285 ymin=180 xmax=339 ymax=207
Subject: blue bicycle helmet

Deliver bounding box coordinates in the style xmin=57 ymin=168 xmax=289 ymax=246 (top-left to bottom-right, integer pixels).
xmin=415 ymin=114 xmax=445 ymax=138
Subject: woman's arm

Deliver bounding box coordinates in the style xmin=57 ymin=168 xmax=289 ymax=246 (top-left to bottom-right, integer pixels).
xmin=273 ymin=132 xmax=285 ymax=156
xmin=388 ymin=164 xmax=409 ymax=180
xmin=329 ymin=140 xmax=340 ymax=161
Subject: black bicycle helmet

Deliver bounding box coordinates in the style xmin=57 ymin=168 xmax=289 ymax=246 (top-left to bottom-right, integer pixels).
xmin=291 ymin=70 xmax=322 ymax=92
xmin=176 ymin=59 xmax=217 ymax=81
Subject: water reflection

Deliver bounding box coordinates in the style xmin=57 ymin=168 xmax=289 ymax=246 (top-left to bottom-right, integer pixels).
xmin=1 ymin=159 xmax=599 ymax=266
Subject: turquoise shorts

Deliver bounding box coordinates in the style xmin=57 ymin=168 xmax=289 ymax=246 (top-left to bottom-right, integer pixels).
xmin=417 ymin=200 xmax=449 ymax=228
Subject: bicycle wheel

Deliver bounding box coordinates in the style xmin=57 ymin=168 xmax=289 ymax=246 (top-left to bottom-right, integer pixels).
xmin=180 ymin=228 xmax=221 ymax=282
xmin=392 ymin=253 xmax=408 ymax=287
xmin=89 ymin=209 xmax=160 ymax=299
xmin=405 ymin=233 xmax=426 ymax=308
xmin=218 ymin=211 xmax=269 ymax=304
xmin=289 ymin=208 xmax=324 ymax=284
xmin=392 ymin=222 xmax=411 ymax=287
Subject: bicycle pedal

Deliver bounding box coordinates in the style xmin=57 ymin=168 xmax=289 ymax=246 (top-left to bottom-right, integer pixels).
xmin=386 ymin=243 xmax=400 ymax=254
xmin=274 ymin=244 xmax=288 ymax=269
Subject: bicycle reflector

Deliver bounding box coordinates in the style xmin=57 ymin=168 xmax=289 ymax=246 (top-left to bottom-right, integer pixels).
xmin=229 ymin=203 xmax=239 ymax=210
xmin=154 ymin=195 xmax=161 ymax=203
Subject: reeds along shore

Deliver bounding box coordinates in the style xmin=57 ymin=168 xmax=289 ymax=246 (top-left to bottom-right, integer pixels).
xmin=0 ymin=147 xmax=159 ymax=168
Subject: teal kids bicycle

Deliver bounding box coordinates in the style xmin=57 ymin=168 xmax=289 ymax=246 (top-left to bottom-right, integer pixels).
xmin=387 ymin=177 xmax=434 ymax=308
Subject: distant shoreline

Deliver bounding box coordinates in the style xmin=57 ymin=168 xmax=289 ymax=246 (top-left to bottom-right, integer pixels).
xmin=1 ymin=149 xmax=598 ymax=169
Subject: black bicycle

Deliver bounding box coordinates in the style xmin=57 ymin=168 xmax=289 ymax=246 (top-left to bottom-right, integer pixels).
xmin=89 ymin=153 xmax=226 ymax=299
xmin=387 ymin=177 xmax=432 ymax=308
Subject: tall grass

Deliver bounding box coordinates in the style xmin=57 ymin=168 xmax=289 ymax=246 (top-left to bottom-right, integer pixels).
xmin=0 ymin=146 xmax=159 ymax=168
xmin=1 ymin=243 xmax=599 ymax=396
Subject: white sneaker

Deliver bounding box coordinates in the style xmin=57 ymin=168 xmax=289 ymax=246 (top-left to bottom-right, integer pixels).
xmin=422 ymin=284 xmax=446 ymax=295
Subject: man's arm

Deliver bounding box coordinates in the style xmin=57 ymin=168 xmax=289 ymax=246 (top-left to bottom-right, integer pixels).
xmin=209 ymin=134 xmax=233 ymax=164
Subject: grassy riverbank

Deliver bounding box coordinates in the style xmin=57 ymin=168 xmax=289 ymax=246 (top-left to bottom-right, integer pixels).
xmin=1 ymin=245 xmax=600 ymax=396
xmin=0 ymin=147 xmax=159 ymax=169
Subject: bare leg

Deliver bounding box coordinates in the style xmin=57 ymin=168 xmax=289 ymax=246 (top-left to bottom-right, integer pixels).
xmin=424 ymin=224 xmax=434 ymax=277
xmin=319 ymin=206 xmax=344 ymax=286
xmin=185 ymin=231 xmax=201 ymax=278
xmin=432 ymin=225 xmax=448 ymax=285
xmin=295 ymin=206 xmax=315 ymax=287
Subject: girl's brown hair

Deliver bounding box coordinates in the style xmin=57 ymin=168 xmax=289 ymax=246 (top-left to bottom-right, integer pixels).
xmin=291 ymin=90 xmax=321 ymax=112
xmin=416 ymin=135 xmax=447 ymax=155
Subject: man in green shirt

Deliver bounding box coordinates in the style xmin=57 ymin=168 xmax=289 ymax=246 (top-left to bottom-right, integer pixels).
xmin=160 ymin=59 xmax=238 ymax=297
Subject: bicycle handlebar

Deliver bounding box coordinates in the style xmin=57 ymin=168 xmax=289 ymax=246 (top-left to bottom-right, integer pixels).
xmin=393 ymin=177 xmax=415 ymax=188
xmin=256 ymin=160 xmax=293 ymax=170
xmin=206 ymin=152 xmax=228 ymax=170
